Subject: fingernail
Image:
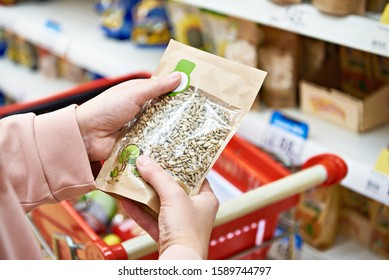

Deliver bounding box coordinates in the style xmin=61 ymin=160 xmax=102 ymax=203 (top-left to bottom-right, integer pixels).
xmin=137 ymin=155 xmax=153 ymax=166
xmin=167 ymin=71 xmax=181 ymax=80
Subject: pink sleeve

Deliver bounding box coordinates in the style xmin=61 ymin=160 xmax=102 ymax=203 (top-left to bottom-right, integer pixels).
xmin=0 ymin=105 xmax=96 ymax=213
xmin=159 ymin=244 xmax=203 ymax=260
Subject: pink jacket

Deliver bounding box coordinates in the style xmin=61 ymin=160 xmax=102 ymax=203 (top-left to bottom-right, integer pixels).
xmin=0 ymin=105 xmax=201 ymax=260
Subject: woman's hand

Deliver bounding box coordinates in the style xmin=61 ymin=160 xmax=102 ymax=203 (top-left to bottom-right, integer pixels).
xmin=75 ymin=73 xmax=181 ymax=162
xmin=120 ymin=155 xmax=220 ymax=259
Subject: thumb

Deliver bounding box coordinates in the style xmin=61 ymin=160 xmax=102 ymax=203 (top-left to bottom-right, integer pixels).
xmin=118 ymin=72 xmax=182 ymax=107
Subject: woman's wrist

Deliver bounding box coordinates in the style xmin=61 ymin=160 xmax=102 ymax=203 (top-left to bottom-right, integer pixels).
xmin=159 ymin=244 xmax=204 ymax=260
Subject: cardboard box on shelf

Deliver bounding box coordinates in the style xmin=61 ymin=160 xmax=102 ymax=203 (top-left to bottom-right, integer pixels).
xmin=338 ymin=208 xmax=373 ymax=246
xmin=300 ymin=53 xmax=389 ymax=132
xmin=369 ymin=201 xmax=389 ymax=259
xmin=338 ymin=186 xmax=376 ymax=246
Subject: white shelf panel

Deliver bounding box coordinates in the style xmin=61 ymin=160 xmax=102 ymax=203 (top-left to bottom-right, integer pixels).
xmin=0 ymin=0 xmax=165 ymax=77
xmin=176 ymin=0 xmax=389 ymax=58
xmin=237 ymin=109 xmax=389 ymax=206
xmin=301 ymin=234 xmax=383 ymax=260
xmin=0 ymin=58 xmax=77 ymax=102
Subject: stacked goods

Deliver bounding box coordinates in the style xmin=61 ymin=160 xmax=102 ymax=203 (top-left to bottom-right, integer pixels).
xmin=366 ymin=0 xmax=388 ymax=13
xmin=258 ymin=26 xmax=300 ymax=108
xmin=271 ymin=0 xmax=302 ymax=5
xmin=312 ymin=0 xmax=367 ymax=16
xmin=338 ymin=187 xmax=376 ymax=246
xmin=370 ymin=202 xmax=389 ymax=258
xmin=339 ymin=47 xmax=376 ymax=99
xmin=295 ymin=184 xmax=340 ymax=250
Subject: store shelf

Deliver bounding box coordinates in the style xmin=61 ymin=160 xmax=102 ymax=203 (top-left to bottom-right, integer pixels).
xmin=301 ymin=234 xmax=383 ymax=260
xmin=0 ymin=0 xmax=165 ymax=77
xmin=0 ymin=58 xmax=77 ymax=102
xmin=237 ymin=109 xmax=389 ymax=206
xmin=176 ymin=0 xmax=389 ymax=58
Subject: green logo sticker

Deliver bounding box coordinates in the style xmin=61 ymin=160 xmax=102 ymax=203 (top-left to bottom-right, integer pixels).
xmin=169 ymin=59 xmax=196 ymax=96
xmin=109 ymin=144 xmax=142 ymax=182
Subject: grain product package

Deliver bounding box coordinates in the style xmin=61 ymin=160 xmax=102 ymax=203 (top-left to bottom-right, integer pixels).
xmin=96 ymin=39 xmax=267 ymax=214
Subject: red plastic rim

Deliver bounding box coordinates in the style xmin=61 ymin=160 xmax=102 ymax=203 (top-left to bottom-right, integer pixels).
xmin=302 ymin=154 xmax=348 ymax=187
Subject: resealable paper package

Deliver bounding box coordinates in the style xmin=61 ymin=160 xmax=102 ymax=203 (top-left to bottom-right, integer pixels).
xmin=96 ymin=39 xmax=267 ymax=214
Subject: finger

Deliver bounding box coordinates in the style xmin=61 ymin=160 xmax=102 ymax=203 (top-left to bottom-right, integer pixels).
xmin=198 ymin=179 xmax=213 ymax=195
xmin=195 ymin=179 xmax=220 ymax=208
xmin=118 ymin=72 xmax=181 ymax=107
xmin=136 ymin=155 xmax=186 ymax=201
xmin=119 ymin=199 xmax=159 ymax=241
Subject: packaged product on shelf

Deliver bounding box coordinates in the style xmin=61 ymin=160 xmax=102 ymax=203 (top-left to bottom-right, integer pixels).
xmin=96 ymin=39 xmax=267 ymax=214
xmin=16 ymin=37 xmax=38 ymax=70
xmin=370 ymin=201 xmax=389 ymax=258
xmin=131 ymin=0 xmax=171 ymax=47
xmin=271 ymin=0 xmax=302 ymax=5
xmin=83 ymin=70 xmax=105 ymax=82
xmin=5 ymin=30 xmax=19 ymax=63
xmin=0 ymin=27 xmax=7 ymax=57
xmin=0 ymin=0 xmax=18 ymax=5
xmin=100 ymin=0 xmax=140 ymax=40
xmin=165 ymin=1 xmax=206 ymax=50
xmin=258 ymin=26 xmax=300 ymax=108
xmin=371 ymin=54 xmax=389 ymax=89
xmin=37 ymin=47 xmax=58 ymax=78
xmin=312 ymin=0 xmax=367 ymax=16
xmin=94 ymin=0 xmax=114 ymax=14
xmin=340 ymin=46 xmax=376 ymax=99
xmin=0 ymin=91 xmax=6 ymax=106
xmin=366 ymin=0 xmax=388 ymax=13
xmin=294 ymin=184 xmax=340 ymax=250
xmin=300 ymin=37 xmax=327 ymax=80
xmin=57 ymin=57 xmax=86 ymax=83
xmin=338 ymin=186 xmax=376 ymax=246
xmin=200 ymin=11 xmax=261 ymax=68
xmin=267 ymin=214 xmax=304 ymax=260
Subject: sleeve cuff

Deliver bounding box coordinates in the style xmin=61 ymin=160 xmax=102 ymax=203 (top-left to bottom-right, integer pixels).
xmin=34 ymin=105 xmax=96 ymax=201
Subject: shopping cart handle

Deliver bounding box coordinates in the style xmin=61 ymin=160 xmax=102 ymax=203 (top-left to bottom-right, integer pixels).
xmin=122 ymin=153 xmax=347 ymax=259
xmin=215 ymin=153 xmax=347 ymax=226
xmin=302 ymin=153 xmax=348 ymax=187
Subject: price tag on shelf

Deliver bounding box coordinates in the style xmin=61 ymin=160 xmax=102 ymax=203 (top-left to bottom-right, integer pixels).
xmin=374 ymin=148 xmax=389 ymax=175
xmin=282 ymin=5 xmax=312 ymax=28
xmin=39 ymin=19 xmax=70 ymax=57
xmin=265 ymin=2 xmax=312 ymax=29
xmin=371 ymin=23 xmax=389 ymax=56
xmin=365 ymin=170 xmax=389 ymax=205
xmin=262 ymin=111 xmax=309 ymax=166
xmin=365 ymin=148 xmax=389 ymax=205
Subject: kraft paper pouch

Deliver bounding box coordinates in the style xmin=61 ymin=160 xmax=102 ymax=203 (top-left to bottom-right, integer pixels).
xmin=96 ymin=39 xmax=267 ymax=214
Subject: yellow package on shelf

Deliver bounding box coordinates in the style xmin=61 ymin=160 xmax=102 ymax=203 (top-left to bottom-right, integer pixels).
xmin=380 ymin=3 xmax=389 ymax=24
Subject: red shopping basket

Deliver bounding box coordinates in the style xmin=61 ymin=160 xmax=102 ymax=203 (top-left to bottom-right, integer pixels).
xmin=30 ymin=135 xmax=346 ymax=260
xmin=208 ymin=135 xmax=298 ymax=260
